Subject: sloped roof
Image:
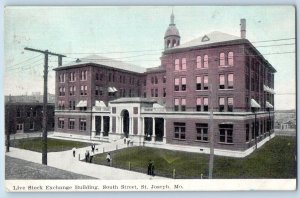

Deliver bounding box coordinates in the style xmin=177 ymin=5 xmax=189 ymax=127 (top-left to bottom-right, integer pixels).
xmin=172 ymin=31 xmax=241 ymax=50
xmin=55 ymin=54 xmax=147 ymax=73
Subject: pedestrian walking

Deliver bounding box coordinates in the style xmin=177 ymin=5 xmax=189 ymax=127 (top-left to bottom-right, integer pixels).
xmin=106 ymin=152 xmax=111 ymax=165
xmin=147 ymin=160 xmax=152 ymax=175
xmin=123 ymin=137 xmax=126 ymax=144
xmin=72 ymin=147 xmax=76 ymax=157
xmin=85 ymin=150 xmax=88 ymax=162
xmin=91 ymin=144 xmax=95 ymax=153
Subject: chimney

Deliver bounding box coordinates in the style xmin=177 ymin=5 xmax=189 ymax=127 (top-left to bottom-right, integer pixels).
xmin=240 ymin=18 xmax=246 ymax=39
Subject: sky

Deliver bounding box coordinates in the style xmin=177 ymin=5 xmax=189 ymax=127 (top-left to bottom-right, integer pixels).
xmin=4 ymin=6 xmax=296 ymax=110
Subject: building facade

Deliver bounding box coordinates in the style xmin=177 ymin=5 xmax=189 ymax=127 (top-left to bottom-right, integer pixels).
xmin=53 ymin=14 xmax=276 ymax=157
xmin=5 ymin=94 xmax=55 ymax=134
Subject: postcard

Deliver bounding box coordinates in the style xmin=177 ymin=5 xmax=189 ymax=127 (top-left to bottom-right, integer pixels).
xmin=4 ymin=6 xmax=296 ymax=191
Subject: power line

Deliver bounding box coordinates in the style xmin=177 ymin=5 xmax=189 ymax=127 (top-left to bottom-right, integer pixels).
xmin=251 ymin=37 xmax=295 ymax=43
xmin=6 ymin=58 xmax=44 ymax=71
xmin=255 ymin=43 xmax=295 ymax=48
xmin=8 ymin=54 xmax=42 ymax=68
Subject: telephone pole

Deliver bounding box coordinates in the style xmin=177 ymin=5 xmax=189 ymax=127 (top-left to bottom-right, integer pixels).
xmin=208 ymin=84 xmax=214 ymax=179
xmin=24 ymin=47 xmax=65 ymax=165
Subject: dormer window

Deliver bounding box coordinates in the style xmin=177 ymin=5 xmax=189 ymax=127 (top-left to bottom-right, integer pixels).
xmin=201 ymin=35 xmax=210 ymax=42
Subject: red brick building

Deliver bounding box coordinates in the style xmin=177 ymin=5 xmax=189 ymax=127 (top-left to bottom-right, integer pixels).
xmin=5 ymin=94 xmax=55 ymax=134
xmin=53 ymin=14 xmax=275 ymax=157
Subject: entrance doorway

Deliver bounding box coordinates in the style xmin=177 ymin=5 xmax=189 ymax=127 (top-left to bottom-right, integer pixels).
xmin=121 ymin=110 xmax=130 ymax=138
xmin=95 ymin=116 xmax=101 ymax=135
xmin=103 ymin=116 xmax=110 ymax=136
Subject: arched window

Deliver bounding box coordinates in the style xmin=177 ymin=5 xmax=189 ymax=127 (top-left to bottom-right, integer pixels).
xmin=172 ymin=39 xmax=176 ymax=47
xmin=182 ymin=58 xmax=186 ymax=70
xmin=220 ymin=53 xmax=225 ymax=66
xmin=196 ymin=56 xmax=202 ymax=68
xmin=204 ymin=55 xmax=208 ymax=68
xmin=228 ymin=52 xmax=234 ymax=66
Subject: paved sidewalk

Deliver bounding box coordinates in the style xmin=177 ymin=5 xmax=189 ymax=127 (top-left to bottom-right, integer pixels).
xmin=6 ymin=144 xmax=167 ymax=180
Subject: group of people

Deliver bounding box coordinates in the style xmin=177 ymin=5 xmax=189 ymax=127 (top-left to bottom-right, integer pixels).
xmin=85 ymin=150 xmax=93 ymax=163
xmin=147 ymin=160 xmax=155 ymax=176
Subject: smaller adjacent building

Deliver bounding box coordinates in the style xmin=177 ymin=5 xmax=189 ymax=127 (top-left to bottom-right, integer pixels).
xmin=5 ymin=94 xmax=55 ymax=134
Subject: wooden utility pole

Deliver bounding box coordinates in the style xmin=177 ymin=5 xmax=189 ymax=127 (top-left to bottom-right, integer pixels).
xmin=24 ymin=47 xmax=65 ymax=165
xmin=208 ymin=84 xmax=214 ymax=179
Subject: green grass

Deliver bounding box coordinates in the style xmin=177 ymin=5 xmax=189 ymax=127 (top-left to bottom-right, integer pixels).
xmin=92 ymin=136 xmax=297 ymax=179
xmin=11 ymin=137 xmax=92 ymax=152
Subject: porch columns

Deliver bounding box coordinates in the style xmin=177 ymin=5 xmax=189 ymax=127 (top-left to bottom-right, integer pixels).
xmin=120 ymin=117 xmax=123 ymax=134
xmin=152 ymin=117 xmax=156 ymax=142
xmin=109 ymin=116 xmax=112 ymax=133
xmin=100 ymin=116 xmax=104 ymax=137
xmin=91 ymin=115 xmax=96 ymax=138
xmin=163 ymin=118 xmax=166 ymax=143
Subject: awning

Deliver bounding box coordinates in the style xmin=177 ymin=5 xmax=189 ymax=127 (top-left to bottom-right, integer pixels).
xmin=76 ymin=100 xmax=87 ymax=107
xmin=251 ymin=99 xmax=261 ymax=108
xmin=112 ymin=87 xmax=118 ymax=92
xmin=263 ymin=85 xmax=275 ymax=94
xmin=108 ymin=87 xmax=115 ymax=92
xmin=266 ymin=101 xmax=274 ymax=108
xmin=95 ymin=100 xmax=106 ymax=107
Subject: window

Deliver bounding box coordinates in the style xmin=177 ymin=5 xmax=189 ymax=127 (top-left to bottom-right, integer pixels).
xmin=219 ymin=75 xmax=225 ymax=89
xmin=175 ymin=59 xmax=180 ymax=71
xmin=220 ymin=53 xmax=225 ymax=66
xmin=155 ymin=76 xmax=158 ymax=84
xmin=174 ymin=78 xmax=179 ymax=91
xmin=174 ymin=122 xmax=185 ymax=140
xmin=69 ymin=101 xmax=75 ymax=110
xmin=181 ymin=77 xmax=186 ymax=91
xmin=196 ymin=98 xmax=202 ymax=111
xmin=204 ymin=55 xmax=208 ymax=68
xmin=109 ymin=73 xmax=112 ymax=82
xmin=174 ymin=98 xmax=179 ymax=111
xmin=246 ymin=124 xmax=250 ymax=142
xmin=84 ymin=86 xmax=87 ymax=95
xmin=16 ymin=124 xmax=23 ymax=131
xmin=219 ymin=124 xmax=233 ymax=143
xmin=33 ymin=110 xmax=37 ymax=117
xmin=228 ymin=74 xmax=233 ymax=89
xmin=96 ymin=73 xmax=99 ymax=80
xmin=163 ymin=76 xmax=166 ymax=83
xmin=228 ymin=98 xmax=233 ymax=112
xmin=58 ymin=118 xmax=64 ymax=129
xmin=155 ymin=89 xmax=158 ymax=97
xmin=81 ymin=71 xmax=87 ymax=81
xmin=182 ymin=58 xmax=186 ymax=70
xmin=181 ymin=98 xmax=186 ymax=111
xmin=196 ymin=56 xmax=202 ymax=68
xmin=143 ymin=92 xmax=146 ymax=98
xmin=69 ymin=119 xmax=75 ymax=129
xmin=163 ymin=88 xmax=166 ymax=97
xmin=69 ymin=72 xmax=76 ymax=82
xmin=203 ymin=97 xmax=209 ymax=112
xmin=151 ymin=89 xmax=154 ymax=97
xmin=95 ymin=86 xmax=99 ymax=95
xmin=203 ymin=76 xmax=208 ymax=90
xmin=80 ymin=119 xmax=87 ymax=131
xmin=228 ymin=52 xmax=234 ymax=66
xmin=219 ymin=98 xmax=225 ymax=112
xmin=29 ymin=121 xmax=34 ymax=130
xmin=246 ymin=75 xmax=249 ymax=90
xmin=196 ymin=123 xmax=208 ymax=141
xmin=196 ymin=76 xmax=201 ymax=90
xmin=112 ymin=107 xmax=116 ymax=114
xmin=27 ymin=111 xmax=31 ymax=118
xmin=80 ymin=86 xmax=84 ymax=95
xmin=151 ymin=77 xmax=154 ymax=84
xmin=59 ymin=73 xmax=65 ymax=83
